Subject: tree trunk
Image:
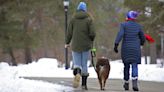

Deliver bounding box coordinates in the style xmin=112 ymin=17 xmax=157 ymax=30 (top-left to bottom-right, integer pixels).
xmin=25 ymin=46 xmax=32 ymax=64
xmin=8 ymin=47 xmax=17 ymax=66
xmin=37 ymin=8 xmax=48 ymax=57
xmin=144 ymin=43 xmax=148 ymax=64
xmin=150 ymin=43 xmax=157 ymax=64
xmin=23 ymin=16 xmax=32 ymax=64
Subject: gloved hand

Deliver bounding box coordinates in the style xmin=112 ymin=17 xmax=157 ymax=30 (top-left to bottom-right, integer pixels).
xmin=114 ymin=43 xmax=118 ymax=53
xmin=140 ymin=41 xmax=144 ymax=46
xmin=91 ymin=48 xmax=96 ymax=57
xmin=65 ymin=44 xmax=70 ymax=48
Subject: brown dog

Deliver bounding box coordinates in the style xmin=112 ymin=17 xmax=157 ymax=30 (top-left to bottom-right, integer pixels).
xmin=96 ymin=57 xmax=110 ymax=90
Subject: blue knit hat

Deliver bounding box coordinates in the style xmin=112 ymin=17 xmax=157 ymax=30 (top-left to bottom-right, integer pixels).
xmin=77 ymin=2 xmax=87 ymax=12
xmin=126 ymin=11 xmax=138 ymax=19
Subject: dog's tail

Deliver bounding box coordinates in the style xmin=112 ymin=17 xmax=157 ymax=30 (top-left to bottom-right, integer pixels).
xmin=99 ymin=66 xmax=104 ymax=76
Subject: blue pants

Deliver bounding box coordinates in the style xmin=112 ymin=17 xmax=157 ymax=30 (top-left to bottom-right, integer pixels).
xmin=72 ymin=51 xmax=89 ymax=76
xmin=124 ymin=62 xmax=138 ymax=81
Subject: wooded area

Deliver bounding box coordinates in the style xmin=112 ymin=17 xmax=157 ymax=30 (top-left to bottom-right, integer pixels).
xmin=0 ymin=0 xmax=163 ymax=65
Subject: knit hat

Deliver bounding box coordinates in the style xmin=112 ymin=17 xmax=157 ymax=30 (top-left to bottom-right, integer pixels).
xmin=77 ymin=2 xmax=87 ymax=12
xmin=126 ymin=11 xmax=138 ymax=19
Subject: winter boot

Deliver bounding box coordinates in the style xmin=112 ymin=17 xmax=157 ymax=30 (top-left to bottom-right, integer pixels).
xmin=73 ymin=68 xmax=81 ymax=88
xmin=123 ymin=81 xmax=129 ymax=91
xmin=132 ymin=79 xmax=139 ymax=91
xmin=81 ymin=75 xmax=88 ymax=90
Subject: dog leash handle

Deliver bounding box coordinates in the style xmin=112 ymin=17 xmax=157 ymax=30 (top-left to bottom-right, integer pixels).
xmin=91 ymin=47 xmax=96 ymax=71
xmin=91 ymin=48 xmax=96 ymax=57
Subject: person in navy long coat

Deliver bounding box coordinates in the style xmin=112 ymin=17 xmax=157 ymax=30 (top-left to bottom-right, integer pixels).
xmin=114 ymin=11 xmax=145 ymax=91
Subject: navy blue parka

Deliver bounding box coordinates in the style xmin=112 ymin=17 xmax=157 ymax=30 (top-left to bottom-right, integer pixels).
xmin=115 ymin=20 xmax=145 ymax=64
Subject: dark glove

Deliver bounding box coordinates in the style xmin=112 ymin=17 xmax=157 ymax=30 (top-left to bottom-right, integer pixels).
xmin=114 ymin=43 xmax=118 ymax=53
xmin=140 ymin=42 xmax=144 ymax=46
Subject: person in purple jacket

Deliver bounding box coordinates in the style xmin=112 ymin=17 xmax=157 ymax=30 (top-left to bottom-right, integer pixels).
xmin=114 ymin=11 xmax=145 ymax=91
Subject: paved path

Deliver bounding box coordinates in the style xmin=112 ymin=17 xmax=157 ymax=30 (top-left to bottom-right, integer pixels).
xmin=23 ymin=77 xmax=164 ymax=92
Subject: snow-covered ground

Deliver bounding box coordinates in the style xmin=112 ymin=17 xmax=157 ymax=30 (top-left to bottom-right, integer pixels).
xmin=0 ymin=57 xmax=164 ymax=92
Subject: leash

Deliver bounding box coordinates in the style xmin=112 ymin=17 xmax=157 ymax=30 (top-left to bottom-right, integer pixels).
xmin=91 ymin=48 xmax=96 ymax=71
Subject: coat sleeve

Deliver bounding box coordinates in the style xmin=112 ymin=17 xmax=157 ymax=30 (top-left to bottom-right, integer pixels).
xmin=66 ymin=19 xmax=73 ymax=44
xmin=115 ymin=23 xmax=125 ymax=45
xmin=138 ymin=26 xmax=145 ymax=45
xmin=88 ymin=19 xmax=96 ymax=41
